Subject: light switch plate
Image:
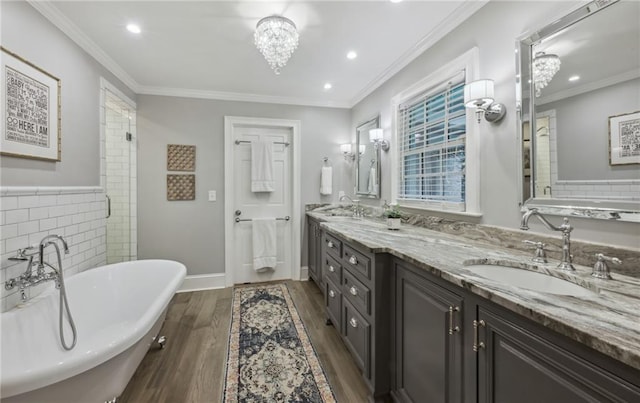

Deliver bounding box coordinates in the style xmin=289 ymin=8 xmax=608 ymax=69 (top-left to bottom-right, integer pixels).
xmin=338 ymin=190 xmax=345 ymax=199
xmin=208 ymin=190 xmax=216 ymax=201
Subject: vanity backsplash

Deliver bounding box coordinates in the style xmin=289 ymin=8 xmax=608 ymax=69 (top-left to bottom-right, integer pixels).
xmin=307 ymin=204 xmax=640 ymax=278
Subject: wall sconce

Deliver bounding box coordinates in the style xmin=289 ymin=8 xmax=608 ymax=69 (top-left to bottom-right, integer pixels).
xmin=341 ymin=143 xmax=355 ymax=161
xmin=369 ymin=128 xmax=389 ymax=151
xmin=463 ymin=79 xmax=506 ymax=124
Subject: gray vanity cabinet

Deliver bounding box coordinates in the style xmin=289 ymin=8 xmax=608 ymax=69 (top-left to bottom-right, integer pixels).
xmin=320 ymin=230 xmax=391 ymax=402
xmin=390 ymin=259 xmax=640 ymax=403
xmin=307 ymin=216 xmax=322 ymax=287
xmin=476 ymin=306 xmax=640 ymax=403
xmin=392 ymin=260 xmax=464 ymax=403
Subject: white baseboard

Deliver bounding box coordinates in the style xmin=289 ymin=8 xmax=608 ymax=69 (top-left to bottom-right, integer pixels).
xmin=178 ymin=273 xmax=226 ymax=293
xmin=300 ymin=266 xmax=309 ymax=281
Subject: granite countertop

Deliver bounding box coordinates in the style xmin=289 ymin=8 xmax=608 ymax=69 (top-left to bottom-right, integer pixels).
xmin=307 ymin=211 xmax=640 ymax=371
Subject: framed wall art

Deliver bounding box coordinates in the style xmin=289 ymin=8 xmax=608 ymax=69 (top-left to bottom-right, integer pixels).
xmin=167 ymin=174 xmax=195 ymax=201
xmin=1 ymin=47 xmax=61 ymax=161
xmin=609 ymin=111 xmax=639 ymax=165
xmin=167 ymin=144 xmax=196 ymax=171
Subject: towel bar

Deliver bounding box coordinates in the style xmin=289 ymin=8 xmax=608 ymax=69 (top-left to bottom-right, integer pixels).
xmin=235 ymin=216 xmax=290 ymax=223
xmin=234 ymin=140 xmax=290 ymax=146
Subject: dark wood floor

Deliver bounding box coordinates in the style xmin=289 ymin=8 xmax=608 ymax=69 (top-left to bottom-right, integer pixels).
xmin=119 ymin=280 xmax=370 ymax=402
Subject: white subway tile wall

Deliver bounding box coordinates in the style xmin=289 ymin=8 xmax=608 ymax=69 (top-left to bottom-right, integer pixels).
xmin=0 ymin=189 xmax=107 ymax=312
xmin=546 ymin=110 xmax=640 ymax=200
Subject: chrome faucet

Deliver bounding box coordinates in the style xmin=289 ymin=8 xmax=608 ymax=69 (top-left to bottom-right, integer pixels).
xmin=339 ymin=195 xmax=364 ymax=218
xmin=38 ymin=234 xmax=69 ymax=268
xmin=5 ymin=235 xmax=70 ymax=301
xmin=339 ymin=194 xmax=357 ymax=204
xmin=520 ymin=209 xmax=575 ymax=271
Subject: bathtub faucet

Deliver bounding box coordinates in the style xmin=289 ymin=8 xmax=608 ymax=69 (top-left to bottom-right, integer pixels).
xmin=38 ymin=234 xmax=69 ymax=269
xmin=5 ymin=235 xmax=69 ymax=301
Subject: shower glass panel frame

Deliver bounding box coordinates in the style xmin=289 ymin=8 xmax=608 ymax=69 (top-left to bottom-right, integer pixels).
xmin=104 ymin=90 xmax=137 ymax=264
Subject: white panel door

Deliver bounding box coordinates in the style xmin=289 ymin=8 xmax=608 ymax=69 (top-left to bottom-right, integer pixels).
xmin=232 ymin=126 xmax=292 ymax=284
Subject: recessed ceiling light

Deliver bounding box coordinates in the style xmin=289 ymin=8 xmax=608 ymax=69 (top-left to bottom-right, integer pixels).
xmin=390 ymin=0 xmax=403 ymax=3
xmin=568 ymin=75 xmax=580 ymax=82
xmin=126 ymin=23 xmax=141 ymax=34
xmin=346 ymin=51 xmax=357 ymax=60
xmin=324 ymin=83 xmax=332 ymax=90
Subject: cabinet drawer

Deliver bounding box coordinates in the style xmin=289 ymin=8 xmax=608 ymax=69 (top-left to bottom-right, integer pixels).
xmin=342 ymin=268 xmax=370 ymax=316
xmin=325 ymin=280 xmax=342 ymax=333
xmin=323 ymin=233 xmax=342 ymax=260
xmin=343 ymin=298 xmax=371 ymax=376
xmin=323 ymin=254 xmax=342 ymax=286
xmin=343 ymin=244 xmax=371 ymax=280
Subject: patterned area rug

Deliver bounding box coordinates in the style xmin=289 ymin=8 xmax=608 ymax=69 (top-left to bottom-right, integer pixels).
xmin=224 ymin=283 xmax=336 ymax=402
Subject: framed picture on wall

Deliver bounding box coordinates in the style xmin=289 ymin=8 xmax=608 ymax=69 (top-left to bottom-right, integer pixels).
xmin=609 ymin=111 xmax=640 ymax=165
xmin=1 ymin=47 xmax=61 ymax=161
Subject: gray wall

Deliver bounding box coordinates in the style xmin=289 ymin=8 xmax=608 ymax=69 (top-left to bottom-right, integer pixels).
xmin=137 ymin=95 xmax=351 ymax=275
xmin=349 ymin=0 xmax=640 ymax=249
xmin=540 ymin=78 xmax=640 ymax=181
xmin=0 ymin=1 xmax=135 ymax=187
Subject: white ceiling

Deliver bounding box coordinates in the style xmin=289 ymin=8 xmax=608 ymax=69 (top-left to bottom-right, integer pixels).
xmin=32 ymin=1 xmax=487 ymax=108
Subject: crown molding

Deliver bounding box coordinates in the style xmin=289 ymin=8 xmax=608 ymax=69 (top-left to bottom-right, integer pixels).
xmin=349 ymin=0 xmax=489 ymax=107
xmin=27 ymin=0 xmax=484 ymax=110
xmin=137 ymin=86 xmax=351 ymax=109
xmin=537 ymin=69 xmax=640 ymax=105
xmin=26 ymin=0 xmax=140 ymax=93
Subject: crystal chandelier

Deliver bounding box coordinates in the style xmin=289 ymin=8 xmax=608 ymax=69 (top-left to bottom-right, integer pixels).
xmin=533 ymin=52 xmax=561 ymax=97
xmin=254 ymin=15 xmax=299 ymax=75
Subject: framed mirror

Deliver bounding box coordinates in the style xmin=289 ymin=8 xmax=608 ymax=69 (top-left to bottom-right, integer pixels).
xmin=355 ymin=116 xmax=381 ymax=199
xmin=517 ymin=0 xmax=640 ymax=222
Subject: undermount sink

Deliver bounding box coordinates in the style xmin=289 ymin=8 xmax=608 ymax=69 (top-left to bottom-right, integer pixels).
xmin=464 ymin=264 xmax=597 ymax=297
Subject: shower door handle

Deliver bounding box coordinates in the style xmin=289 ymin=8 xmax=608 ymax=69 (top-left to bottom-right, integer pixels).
xmin=106 ymin=195 xmax=111 ymax=219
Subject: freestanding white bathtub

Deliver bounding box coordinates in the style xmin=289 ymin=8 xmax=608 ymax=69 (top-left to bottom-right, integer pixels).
xmin=1 ymin=259 xmax=186 ymax=403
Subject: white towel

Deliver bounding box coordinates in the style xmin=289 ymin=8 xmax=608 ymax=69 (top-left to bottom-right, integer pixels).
xmin=367 ymin=166 xmax=378 ymax=194
xmin=252 ymin=218 xmax=277 ymax=272
xmin=320 ymin=166 xmax=332 ymax=195
xmin=251 ymin=140 xmax=274 ymax=192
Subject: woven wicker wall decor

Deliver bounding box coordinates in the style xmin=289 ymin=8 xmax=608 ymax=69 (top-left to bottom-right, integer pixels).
xmin=167 ymin=144 xmax=196 ymax=171
xmin=167 ymin=174 xmax=195 ymax=201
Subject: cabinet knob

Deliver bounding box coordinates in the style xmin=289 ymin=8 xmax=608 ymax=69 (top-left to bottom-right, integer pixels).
xmin=329 ymin=265 xmax=335 ymax=273
xmin=349 ymin=286 xmax=358 ymax=296
xmin=348 ymin=255 xmax=358 ymax=265
xmin=349 ymin=317 xmax=358 ymax=328
xmin=329 ymin=290 xmax=336 ymax=298
xmin=327 ymin=241 xmax=334 ymax=248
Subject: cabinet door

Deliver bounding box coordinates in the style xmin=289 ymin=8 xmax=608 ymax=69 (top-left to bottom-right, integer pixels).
xmin=325 ymin=278 xmax=342 ymax=333
xmin=395 ymin=262 xmax=464 ymax=403
xmin=477 ymin=307 xmax=640 ymax=403
xmin=343 ymin=297 xmax=371 ymax=376
xmin=307 ymin=219 xmax=319 ymax=282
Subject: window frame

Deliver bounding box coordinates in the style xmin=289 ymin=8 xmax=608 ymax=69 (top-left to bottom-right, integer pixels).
xmin=391 ymin=47 xmax=481 ymax=216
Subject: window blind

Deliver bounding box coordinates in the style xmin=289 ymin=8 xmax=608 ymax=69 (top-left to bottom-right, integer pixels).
xmin=397 ymin=73 xmax=467 ymax=210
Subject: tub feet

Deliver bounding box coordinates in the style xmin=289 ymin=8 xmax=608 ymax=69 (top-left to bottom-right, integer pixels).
xmin=157 ymin=335 xmax=167 ymax=349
